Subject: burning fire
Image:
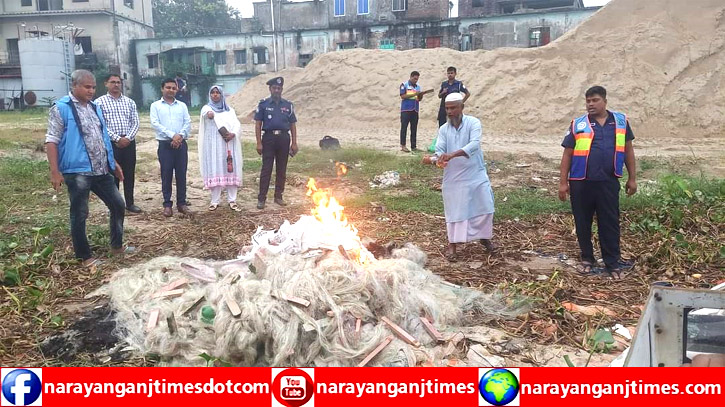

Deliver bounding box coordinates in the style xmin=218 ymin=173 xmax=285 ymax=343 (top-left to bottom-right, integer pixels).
xmin=335 ymin=161 xmax=348 ymax=178
xmin=305 ymin=178 xmax=372 ymax=263
xmin=306 ymin=178 xmax=353 ymax=230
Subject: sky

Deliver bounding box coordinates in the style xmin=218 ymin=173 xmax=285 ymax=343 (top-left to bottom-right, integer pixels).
xmin=226 ymin=0 xmax=611 ymax=19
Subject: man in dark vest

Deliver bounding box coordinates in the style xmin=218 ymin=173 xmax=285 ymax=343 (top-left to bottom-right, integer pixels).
xmin=558 ymin=86 xmax=637 ymax=279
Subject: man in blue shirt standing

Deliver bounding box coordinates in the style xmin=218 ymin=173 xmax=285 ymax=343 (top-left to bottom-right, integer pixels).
xmin=254 ymin=76 xmax=298 ymax=209
xmin=437 ymin=66 xmax=470 ymax=127
xmin=150 ymin=78 xmax=192 ymax=217
xmin=399 ymin=71 xmax=427 ymax=152
xmin=559 ymin=86 xmax=637 ymax=279
xmin=45 ymin=69 xmax=128 ymax=267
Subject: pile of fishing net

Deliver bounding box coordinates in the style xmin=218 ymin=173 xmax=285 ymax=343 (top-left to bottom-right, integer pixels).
xmin=106 ymin=215 xmax=520 ymax=366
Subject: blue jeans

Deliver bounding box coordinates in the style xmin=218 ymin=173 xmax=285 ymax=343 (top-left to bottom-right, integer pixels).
xmin=63 ymin=173 xmax=126 ymax=260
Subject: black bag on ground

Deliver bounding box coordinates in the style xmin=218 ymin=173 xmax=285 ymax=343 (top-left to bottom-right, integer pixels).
xmin=319 ymin=136 xmax=341 ymax=150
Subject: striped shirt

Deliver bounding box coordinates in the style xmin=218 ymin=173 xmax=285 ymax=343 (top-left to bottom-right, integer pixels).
xmin=95 ymin=93 xmax=140 ymax=142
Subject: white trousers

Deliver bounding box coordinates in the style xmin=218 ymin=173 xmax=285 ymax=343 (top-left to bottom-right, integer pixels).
xmin=210 ymin=186 xmax=238 ymax=205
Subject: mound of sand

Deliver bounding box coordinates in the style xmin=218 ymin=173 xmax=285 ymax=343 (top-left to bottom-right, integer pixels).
xmin=228 ymin=0 xmax=725 ymax=142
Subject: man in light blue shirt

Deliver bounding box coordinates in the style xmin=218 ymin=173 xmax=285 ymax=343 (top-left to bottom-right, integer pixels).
xmin=150 ymin=78 xmax=191 ymax=217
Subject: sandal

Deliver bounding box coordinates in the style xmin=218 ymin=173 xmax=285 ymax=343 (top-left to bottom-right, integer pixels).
xmin=444 ymin=249 xmax=459 ymax=262
xmin=606 ymin=259 xmax=634 ymax=280
xmin=82 ymin=258 xmax=103 ymax=268
xmin=229 ymin=202 xmax=241 ymax=212
xmin=481 ymin=239 xmax=498 ymax=253
xmin=111 ymin=246 xmax=136 ymax=255
xmin=208 ymin=203 xmax=218 ymax=211
xmin=577 ymin=260 xmax=594 ymax=276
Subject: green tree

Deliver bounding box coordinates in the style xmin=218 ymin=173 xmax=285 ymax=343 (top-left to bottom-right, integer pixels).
xmin=152 ymin=0 xmax=242 ymax=38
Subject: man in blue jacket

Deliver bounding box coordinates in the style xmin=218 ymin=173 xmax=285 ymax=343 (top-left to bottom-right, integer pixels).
xmin=45 ymin=69 xmax=128 ymax=267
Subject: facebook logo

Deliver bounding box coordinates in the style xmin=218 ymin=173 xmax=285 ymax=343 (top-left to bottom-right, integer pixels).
xmin=1 ymin=369 xmax=42 ymax=406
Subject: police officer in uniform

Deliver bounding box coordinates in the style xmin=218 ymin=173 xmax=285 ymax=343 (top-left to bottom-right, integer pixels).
xmin=255 ymin=77 xmax=298 ymax=209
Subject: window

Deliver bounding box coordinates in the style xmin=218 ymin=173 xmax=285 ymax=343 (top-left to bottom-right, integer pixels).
xmin=124 ymin=0 xmax=134 ymax=8
xmin=357 ymin=0 xmax=368 ymax=14
xmin=298 ymin=53 xmax=313 ymax=67
xmin=529 ymin=26 xmax=550 ymax=47
xmin=379 ymin=39 xmax=395 ymax=50
xmin=337 ymin=41 xmax=356 ymax=50
xmin=472 ymin=0 xmax=484 ymax=7
xmin=147 ymin=54 xmax=159 ymax=69
xmin=234 ymin=50 xmax=247 ymax=65
xmin=253 ymin=47 xmax=268 ymax=65
xmin=392 ymin=0 xmax=405 ymax=12
xmin=21 ymin=0 xmax=32 ymax=6
xmin=6 ymin=39 xmax=20 ymax=65
xmin=75 ymin=36 xmax=92 ymax=53
xmin=213 ymin=51 xmax=227 ymax=65
xmin=37 ymin=0 xmax=63 ymax=10
xmin=72 ymin=0 xmax=89 ymax=3
xmin=334 ymin=0 xmax=344 ymax=16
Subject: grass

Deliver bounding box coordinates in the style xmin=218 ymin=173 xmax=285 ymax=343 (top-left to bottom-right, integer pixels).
xmin=1 ymin=125 xmax=723 ymax=365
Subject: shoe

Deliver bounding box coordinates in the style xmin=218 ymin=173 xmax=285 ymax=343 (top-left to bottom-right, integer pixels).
xmin=229 ymin=202 xmax=242 ymax=212
xmin=163 ymin=207 xmax=173 ymax=217
xmin=274 ymin=198 xmax=287 ymax=206
xmin=400 ymin=145 xmax=410 ymax=152
xmin=257 ymin=200 xmax=266 ymax=209
xmin=177 ymin=205 xmax=191 ymax=214
xmin=411 ymin=148 xmax=420 ymax=152
xmin=126 ymin=205 xmax=142 ymax=213
xmin=208 ymin=203 xmax=219 ymax=211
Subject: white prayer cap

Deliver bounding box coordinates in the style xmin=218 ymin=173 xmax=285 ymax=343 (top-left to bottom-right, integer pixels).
xmin=445 ymin=93 xmax=464 ymax=103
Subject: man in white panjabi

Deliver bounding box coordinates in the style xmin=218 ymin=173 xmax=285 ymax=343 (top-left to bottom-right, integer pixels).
xmin=198 ymin=85 xmax=243 ymax=211
xmin=424 ymin=92 xmax=496 ymax=259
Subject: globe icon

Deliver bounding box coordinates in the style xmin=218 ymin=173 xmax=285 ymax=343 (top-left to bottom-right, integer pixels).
xmin=478 ymin=368 xmax=519 ymax=406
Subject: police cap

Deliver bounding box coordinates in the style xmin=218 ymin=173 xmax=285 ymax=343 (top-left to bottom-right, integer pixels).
xmin=266 ymin=77 xmax=284 ymax=86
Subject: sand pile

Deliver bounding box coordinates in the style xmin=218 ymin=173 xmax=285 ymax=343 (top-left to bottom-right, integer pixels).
xmin=228 ymin=0 xmax=725 ymax=141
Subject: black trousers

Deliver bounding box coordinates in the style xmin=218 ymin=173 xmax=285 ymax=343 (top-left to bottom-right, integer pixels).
xmin=258 ymin=132 xmax=290 ymax=202
xmin=400 ymin=111 xmax=418 ymax=149
xmin=157 ymin=140 xmax=188 ymax=208
xmin=113 ymin=139 xmax=137 ymax=207
xmin=438 ymin=102 xmax=447 ymax=127
xmin=569 ymin=179 xmax=621 ymax=268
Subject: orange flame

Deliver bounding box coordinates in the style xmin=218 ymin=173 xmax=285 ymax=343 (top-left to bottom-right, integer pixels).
xmin=306 ymin=178 xmax=371 ymax=263
xmin=306 ymin=178 xmax=352 ymax=229
xmin=335 ymin=161 xmax=348 ymax=178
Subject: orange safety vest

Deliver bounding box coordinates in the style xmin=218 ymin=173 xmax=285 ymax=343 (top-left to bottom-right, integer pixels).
xmin=569 ymin=111 xmax=627 ymax=180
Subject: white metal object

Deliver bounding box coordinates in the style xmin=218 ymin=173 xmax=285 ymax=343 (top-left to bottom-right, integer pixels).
xmin=624 ymin=287 xmax=725 ymax=367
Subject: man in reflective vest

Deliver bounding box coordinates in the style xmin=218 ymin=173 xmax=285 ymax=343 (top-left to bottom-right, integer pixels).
xmin=558 ymin=86 xmax=637 ymax=279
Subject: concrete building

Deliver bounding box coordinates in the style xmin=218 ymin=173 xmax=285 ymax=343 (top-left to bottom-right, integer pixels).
xmin=0 ymin=0 xmax=153 ymax=108
xmin=134 ymin=0 xmax=597 ymax=105
xmin=134 ymin=33 xmax=275 ymax=106
xmin=458 ymin=0 xmax=584 ymax=18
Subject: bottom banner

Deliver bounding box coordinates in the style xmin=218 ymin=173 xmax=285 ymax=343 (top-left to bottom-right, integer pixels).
xmin=0 ymin=367 xmax=721 ymax=407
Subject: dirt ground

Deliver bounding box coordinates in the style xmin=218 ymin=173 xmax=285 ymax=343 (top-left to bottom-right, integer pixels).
xmin=2 ymin=111 xmax=721 ymax=367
